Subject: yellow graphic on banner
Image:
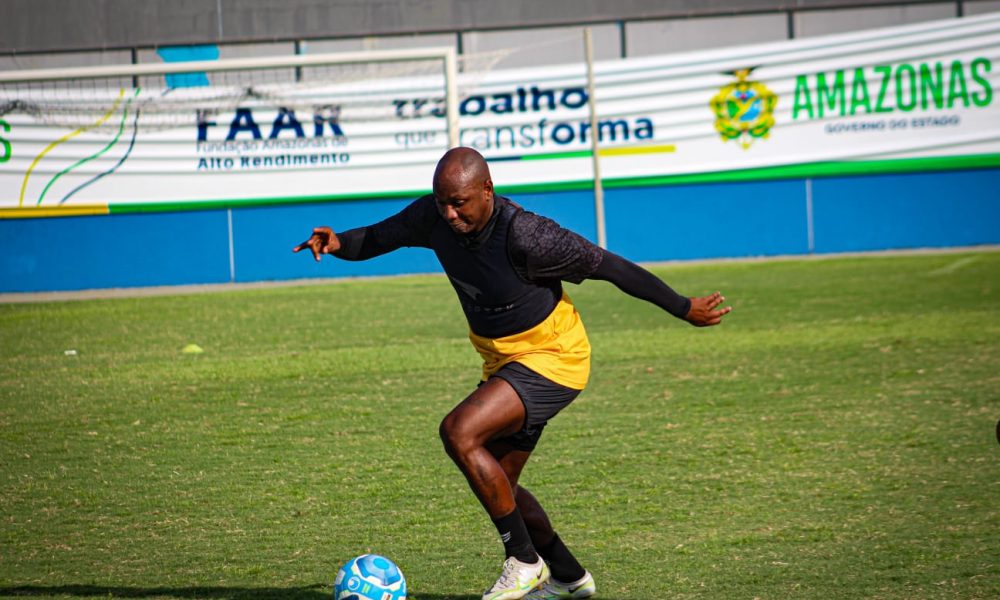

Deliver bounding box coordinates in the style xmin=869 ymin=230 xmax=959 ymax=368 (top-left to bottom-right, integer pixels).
xmin=710 ymin=67 xmax=778 ymax=150
xmin=18 ymin=89 xmax=125 ymax=207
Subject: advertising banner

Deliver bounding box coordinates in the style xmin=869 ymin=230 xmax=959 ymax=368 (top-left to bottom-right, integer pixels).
xmin=1 ymin=12 xmax=998 ymax=217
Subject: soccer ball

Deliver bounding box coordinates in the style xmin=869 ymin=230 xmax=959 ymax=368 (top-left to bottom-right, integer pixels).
xmin=333 ymin=554 xmax=407 ymax=600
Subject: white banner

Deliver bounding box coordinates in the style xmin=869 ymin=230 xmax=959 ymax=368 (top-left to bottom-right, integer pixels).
xmin=1 ymin=12 xmax=998 ymax=216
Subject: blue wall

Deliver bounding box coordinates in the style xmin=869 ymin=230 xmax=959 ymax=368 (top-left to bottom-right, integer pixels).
xmin=605 ymin=179 xmax=810 ymax=261
xmin=812 ymin=170 xmax=1000 ymax=253
xmin=2 ymin=168 xmax=998 ymax=293
xmin=2 ymin=210 xmax=232 ymax=292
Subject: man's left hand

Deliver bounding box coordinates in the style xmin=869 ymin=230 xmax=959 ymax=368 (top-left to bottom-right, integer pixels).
xmin=685 ymin=291 xmax=731 ymax=327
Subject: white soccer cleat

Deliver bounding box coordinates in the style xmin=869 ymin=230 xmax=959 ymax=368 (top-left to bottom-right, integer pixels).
xmin=482 ymin=556 xmax=550 ymax=600
xmin=524 ymin=571 xmax=596 ymax=599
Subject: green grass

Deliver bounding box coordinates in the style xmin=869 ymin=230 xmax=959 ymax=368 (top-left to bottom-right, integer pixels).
xmin=1 ymin=250 xmax=998 ymax=599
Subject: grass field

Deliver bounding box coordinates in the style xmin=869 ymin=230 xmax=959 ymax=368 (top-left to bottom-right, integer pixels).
xmin=1 ymin=250 xmax=998 ymax=600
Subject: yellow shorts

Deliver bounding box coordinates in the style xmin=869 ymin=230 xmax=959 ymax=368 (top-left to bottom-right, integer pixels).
xmin=468 ymin=292 xmax=591 ymax=390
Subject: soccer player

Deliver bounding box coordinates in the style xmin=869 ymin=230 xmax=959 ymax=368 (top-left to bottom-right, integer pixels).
xmin=294 ymin=147 xmax=731 ymax=600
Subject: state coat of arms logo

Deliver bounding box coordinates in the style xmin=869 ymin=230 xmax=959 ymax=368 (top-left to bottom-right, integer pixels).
xmin=709 ymin=67 xmax=778 ymax=149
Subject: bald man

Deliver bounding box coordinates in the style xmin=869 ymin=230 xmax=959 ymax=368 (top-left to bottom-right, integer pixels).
xmin=295 ymin=147 xmax=730 ymax=600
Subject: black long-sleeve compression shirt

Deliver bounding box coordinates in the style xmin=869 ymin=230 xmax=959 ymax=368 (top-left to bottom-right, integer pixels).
xmin=334 ymin=195 xmax=691 ymax=321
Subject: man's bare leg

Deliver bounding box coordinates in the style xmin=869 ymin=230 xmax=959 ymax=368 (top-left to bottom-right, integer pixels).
xmin=439 ymin=378 xmax=548 ymax=599
xmin=439 ymin=377 xmax=527 ymax=518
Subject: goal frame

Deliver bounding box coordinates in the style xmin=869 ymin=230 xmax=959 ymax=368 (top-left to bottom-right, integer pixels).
xmin=0 ymin=46 xmax=461 ymax=148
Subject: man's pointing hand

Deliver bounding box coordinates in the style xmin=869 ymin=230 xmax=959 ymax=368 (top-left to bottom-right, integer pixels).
xmin=293 ymin=226 xmax=341 ymax=262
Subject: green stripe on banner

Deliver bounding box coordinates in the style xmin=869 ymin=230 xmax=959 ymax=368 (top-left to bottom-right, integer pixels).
xmin=521 ymin=150 xmax=592 ymax=161
xmin=16 ymin=153 xmax=1000 ymax=219
xmin=107 ymin=189 xmax=432 ymax=215
xmin=496 ymin=153 xmax=1000 ymax=195
xmin=603 ymin=154 xmax=1000 ymax=188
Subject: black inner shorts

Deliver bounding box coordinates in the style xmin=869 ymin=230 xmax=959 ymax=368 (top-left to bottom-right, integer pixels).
xmin=486 ymin=361 xmax=582 ymax=451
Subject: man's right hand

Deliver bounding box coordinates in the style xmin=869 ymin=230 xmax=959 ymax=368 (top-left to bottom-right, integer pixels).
xmin=293 ymin=226 xmax=341 ymax=261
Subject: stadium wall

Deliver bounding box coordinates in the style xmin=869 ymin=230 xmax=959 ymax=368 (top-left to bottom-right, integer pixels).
xmin=2 ymin=167 xmax=998 ymax=293
xmin=4 ymin=4 xmax=1000 ymax=294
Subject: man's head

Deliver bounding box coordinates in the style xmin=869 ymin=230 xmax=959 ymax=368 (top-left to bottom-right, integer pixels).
xmin=432 ymin=147 xmax=494 ymax=235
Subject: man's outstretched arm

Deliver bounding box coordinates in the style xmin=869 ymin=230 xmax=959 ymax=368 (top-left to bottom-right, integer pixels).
xmin=508 ymin=211 xmax=731 ymax=327
xmin=292 ymin=196 xmax=436 ymax=262
xmin=590 ymin=251 xmax=731 ymax=327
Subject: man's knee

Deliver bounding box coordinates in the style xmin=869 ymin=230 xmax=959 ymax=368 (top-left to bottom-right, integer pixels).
xmin=439 ymin=412 xmax=475 ymax=457
xmin=440 ymin=380 xmax=524 ymax=458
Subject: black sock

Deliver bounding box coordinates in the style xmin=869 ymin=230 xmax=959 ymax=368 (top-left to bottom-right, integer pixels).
xmin=491 ymin=507 xmax=538 ymax=563
xmin=537 ymin=533 xmax=586 ymax=583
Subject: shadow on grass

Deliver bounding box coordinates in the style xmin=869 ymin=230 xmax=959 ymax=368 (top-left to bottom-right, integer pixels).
xmin=0 ymin=586 xmax=328 ymax=599
xmin=0 ymin=585 xmax=481 ymax=600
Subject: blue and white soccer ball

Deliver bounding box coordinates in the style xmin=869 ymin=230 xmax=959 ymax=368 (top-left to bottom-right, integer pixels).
xmin=333 ymin=554 xmax=407 ymax=600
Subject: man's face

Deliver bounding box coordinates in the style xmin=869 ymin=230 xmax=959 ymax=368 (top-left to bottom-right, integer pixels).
xmin=433 ymin=171 xmax=494 ymax=235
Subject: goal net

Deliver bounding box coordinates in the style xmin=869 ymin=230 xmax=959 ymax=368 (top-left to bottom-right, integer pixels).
xmin=0 ymin=48 xmax=467 ymax=142
xmin=0 ymin=46 xmax=516 ymax=211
